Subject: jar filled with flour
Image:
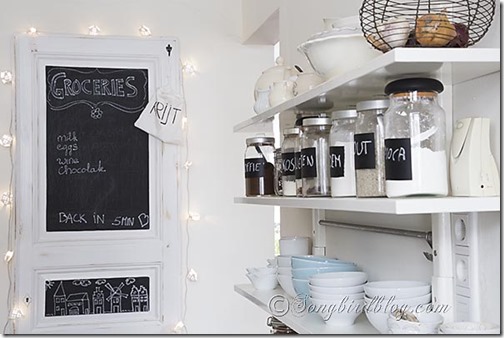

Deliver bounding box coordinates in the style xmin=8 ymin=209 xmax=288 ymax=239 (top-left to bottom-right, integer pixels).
xmin=281 ymin=127 xmax=300 ymax=196
xmin=329 ymin=109 xmax=357 ymax=197
xmin=383 ymin=78 xmax=448 ymax=197
xmin=355 ymin=99 xmax=389 ymax=197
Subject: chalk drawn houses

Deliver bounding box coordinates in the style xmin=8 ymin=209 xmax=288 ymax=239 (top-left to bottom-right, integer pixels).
xmin=45 ymin=277 xmax=150 ymax=317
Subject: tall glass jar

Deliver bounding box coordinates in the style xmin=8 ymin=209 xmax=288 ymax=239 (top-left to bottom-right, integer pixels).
xmin=301 ymin=117 xmax=332 ymax=197
xmin=354 ymin=99 xmax=389 ymax=197
xmin=281 ymin=127 xmax=300 ymax=196
xmin=329 ymin=109 xmax=357 ymax=197
xmin=383 ymin=78 xmax=448 ymax=197
xmin=244 ymin=136 xmax=275 ymax=196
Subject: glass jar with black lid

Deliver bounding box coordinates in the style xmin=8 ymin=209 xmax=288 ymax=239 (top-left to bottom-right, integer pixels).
xmin=244 ymin=136 xmax=275 ymax=196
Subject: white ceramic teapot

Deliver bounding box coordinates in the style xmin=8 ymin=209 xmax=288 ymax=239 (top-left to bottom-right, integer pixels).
xmin=269 ymin=80 xmax=296 ymax=107
xmin=254 ymin=56 xmax=299 ymax=99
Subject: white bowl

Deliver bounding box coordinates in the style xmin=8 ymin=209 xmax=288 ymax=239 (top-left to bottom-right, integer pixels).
xmin=310 ymin=283 xmax=364 ymax=295
xmin=364 ymin=293 xmax=432 ymax=308
xmin=277 ymin=267 xmax=292 ymax=276
xmin=439 ymin=321 xmax=500 ymax=334
xmin=246 ymin=266 xmax=276 ymax=275
xmin=310 ymin=290 xmax=365 ymax=301
xmin=276 ymin=255 xmax=292 ymax=267
xmin=277 ymin=274 xmax=297 ymax=298
xmin=310 ymin=271 xmax=368 ymax=287
xmin=310 ymin=297 xmax=365 ymax=326
xmin=246 ymin=273 xmax=278 ymax=291
xmin=279 ymin=237 xmax=310 ymax=256
xmin=387 ymin=312 xmax=444 ymax=334
xmin=298 ymin=29 xmax=379 ymax=79
xmin=364 ymin=281 xmax=431 ymax=299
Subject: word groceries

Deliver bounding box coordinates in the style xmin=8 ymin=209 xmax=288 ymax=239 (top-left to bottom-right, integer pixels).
xmin=58 ymin=212 xmax=149 ymax=228
xmin=55 ymin=131 xmax=106 ymax=176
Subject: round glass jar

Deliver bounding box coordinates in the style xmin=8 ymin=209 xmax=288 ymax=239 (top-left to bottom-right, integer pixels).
xmin=301 ymin=117 xmax=332 ymax=197
xmin=329 ymin=109 xmax=357 ymax=197
xmin=281 ymin=127 xmax=300 ymax=197
xmin=244 ymin=136 xmax=275 ymax=196
xmin=383 ymin=78 xmax=448 ymax=197
xmin=354 ymin=99 xmax=389 ymax=197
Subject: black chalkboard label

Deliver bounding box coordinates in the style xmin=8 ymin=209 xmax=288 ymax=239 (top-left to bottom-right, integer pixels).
xmin=354 ymin=133 xmax=376 ymax=170
xmin=295 ymin=152 xmax=302 ymax=179
xmin=330 ymin=146 xmax=345 ymax=178
xmin=244 ymin=158 xmax=266 ymax=178
xmin=46 ymin=66 xmax=150 ymax=232
xmin=385 ymin=138 xmax=412 ymax=180
xmin=45 ymin=276 xmax=150 ymax=317
xmin=301 ymin=147 xmax=317 ymax=178
xmin=282 ymin=152 xmax=296 ymax=177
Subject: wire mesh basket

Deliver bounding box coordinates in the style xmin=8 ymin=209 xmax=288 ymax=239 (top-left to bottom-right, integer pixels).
xmin=359 ymin=0 xmax=496 ymax=52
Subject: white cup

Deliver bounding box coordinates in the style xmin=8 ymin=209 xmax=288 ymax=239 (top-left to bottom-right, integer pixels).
xmin=279 ymin=236 xmax=310 ymax=255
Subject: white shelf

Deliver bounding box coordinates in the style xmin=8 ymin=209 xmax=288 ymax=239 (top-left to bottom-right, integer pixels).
xmin=234 ymin=196 xmax=500 ymax=215
xmin=234 ymin=284 xmax=379 ymax=334
xmin=234 ymin=48 xmax=500 ymax=132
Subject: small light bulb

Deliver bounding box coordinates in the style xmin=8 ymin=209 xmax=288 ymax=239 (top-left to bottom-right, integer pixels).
xmin=188 ymin=212 xmax=200 ymax=221
xmin=1 ymin=71 xmax=13 ymax=84
xmin=9 ymin=308 xmax=23 ymax=319
xmin=138 ymin=25 xmax=151 ymax=36
xmin=4 ymin=251 xmax=13 ymax=262
xmin=182 ymin=63 xmax=196 ymax=75
xmin=1 ymin=192 xmax=13 ymax=206
xmin=182 ymin=117 xmax=188 ymax=130
xmin=186 ymin=268 xmax=198 ymax=282
xmin=27 ymin=27 xmax=38 ymax=35
xmin=172 ymin=321 xmax=185 ymax=334
xmin=0 ymin=134 xmax=13 ymax=147
xmin=88 ymin=25 xmax=101 ymax=35
xmin=183 ymin=161 xmax=192 ymax=170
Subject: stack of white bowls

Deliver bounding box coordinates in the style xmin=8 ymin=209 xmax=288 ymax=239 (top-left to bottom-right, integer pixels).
xmin=245 ymin=266 xmax=278 ymax=291
xmin=279 ymin=236 xmax=310 ymax=256
xmin=276 ymin=255 xmax=297 ymax=298
xmin=308 ymin=271 xmax=368 ymax=326
xmin=363 ymin=280 xmax=432 ymax=334
xmin=291 ymin=256 xmax=359 ymax=297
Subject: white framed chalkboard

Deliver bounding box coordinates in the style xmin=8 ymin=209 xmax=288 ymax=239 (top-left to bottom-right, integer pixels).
xmin=14 ymin=35 xmax=182 ymax=334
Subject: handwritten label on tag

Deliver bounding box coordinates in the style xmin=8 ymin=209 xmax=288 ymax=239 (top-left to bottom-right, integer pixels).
xmin=134 ymin=87 xmax=185 ymax=144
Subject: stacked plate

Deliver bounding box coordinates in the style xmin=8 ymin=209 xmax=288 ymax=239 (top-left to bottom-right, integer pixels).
xmin=363 ymin=280 xmax=432 ymax=334
xmin=291 ymin=256 xmax=358 ymax=297
xmin=276 ymin=255 xmax=297 ymax=298
xmin=308 ymin=271 xmax=368 ymax=326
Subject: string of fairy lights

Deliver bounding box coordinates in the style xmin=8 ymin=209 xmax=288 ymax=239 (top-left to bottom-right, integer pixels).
xmin=0 ymin=25 xmax=198 ymax=334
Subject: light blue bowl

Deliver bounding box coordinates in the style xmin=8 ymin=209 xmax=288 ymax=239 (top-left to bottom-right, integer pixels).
xmin=292 ymin=278 xmax=310 ymax=297
xmin=291 ymin=255 xmax=355 ymax=269
xmin=292 ymin=265 xmax=358 ymax=280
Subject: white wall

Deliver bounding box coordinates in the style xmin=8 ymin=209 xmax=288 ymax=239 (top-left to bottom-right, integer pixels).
xmin=0 ymin=0 xmax=275 ymax=334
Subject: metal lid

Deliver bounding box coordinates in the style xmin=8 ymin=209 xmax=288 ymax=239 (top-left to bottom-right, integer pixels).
xmin=332 ymin=109 xmax=357 ymax=119
xmin=356 ymin=99 xmax=390 ymax=113
xmin=385 ymin=78 xmax=444 ymax=95
xmin=246 ymin=136 xmax=275 ymax=146
xmin=283 ymin=127 xmax=300 ymax=136
xmin=302 ymin=117 xmax=332 ymax=127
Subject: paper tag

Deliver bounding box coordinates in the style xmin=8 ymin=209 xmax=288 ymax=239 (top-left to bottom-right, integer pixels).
xmin=134 ymin=86 xmax=185 ymax=144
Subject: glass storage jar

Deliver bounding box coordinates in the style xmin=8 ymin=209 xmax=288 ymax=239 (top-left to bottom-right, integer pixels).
xmin=281 ymin=127 xmax=300 ymax=196
xmin=329 ymin=109 xmax=357 ymax=197
xmin=354 ymin=99 xmax=389 ymax=197
xmin=301 ymin=117 xmax=332 ymax=197
xmin=383 ymin=78 xmax=448 ymax=197
xmin=244 ymin=136 xmax=275 ymax=196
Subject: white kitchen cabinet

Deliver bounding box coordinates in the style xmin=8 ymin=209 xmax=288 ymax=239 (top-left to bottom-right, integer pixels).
xmin=233 ymin=47 xmax=500 ymax=334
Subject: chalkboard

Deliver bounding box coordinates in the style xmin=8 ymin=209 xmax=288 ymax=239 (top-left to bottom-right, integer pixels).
xmin=45 ymin=276 xmax=150 ymax=317
xmin=46 ymin=66 xmax=150 ymax=231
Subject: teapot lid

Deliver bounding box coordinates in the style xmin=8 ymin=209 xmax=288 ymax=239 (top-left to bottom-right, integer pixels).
xmin=263 ymin=56 xmax=292 ymax=75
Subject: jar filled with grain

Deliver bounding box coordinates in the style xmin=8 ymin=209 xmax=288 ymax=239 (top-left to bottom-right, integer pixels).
xmin=244 ymin=136 xmax=276 ymax=196
xmin=281 ymin=127 xmax=301 ymax=196
xmin=354 ymin=99 xmax=389 ymax=197
xmin=301 ymin=117 xmax=332 ymax=197
xmin=330 ymin=109 xmax=358 ymax=197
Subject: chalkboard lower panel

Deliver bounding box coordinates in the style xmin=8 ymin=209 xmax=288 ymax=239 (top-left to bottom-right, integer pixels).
xmin=45 ymin=66 xmax=150 ymax=231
